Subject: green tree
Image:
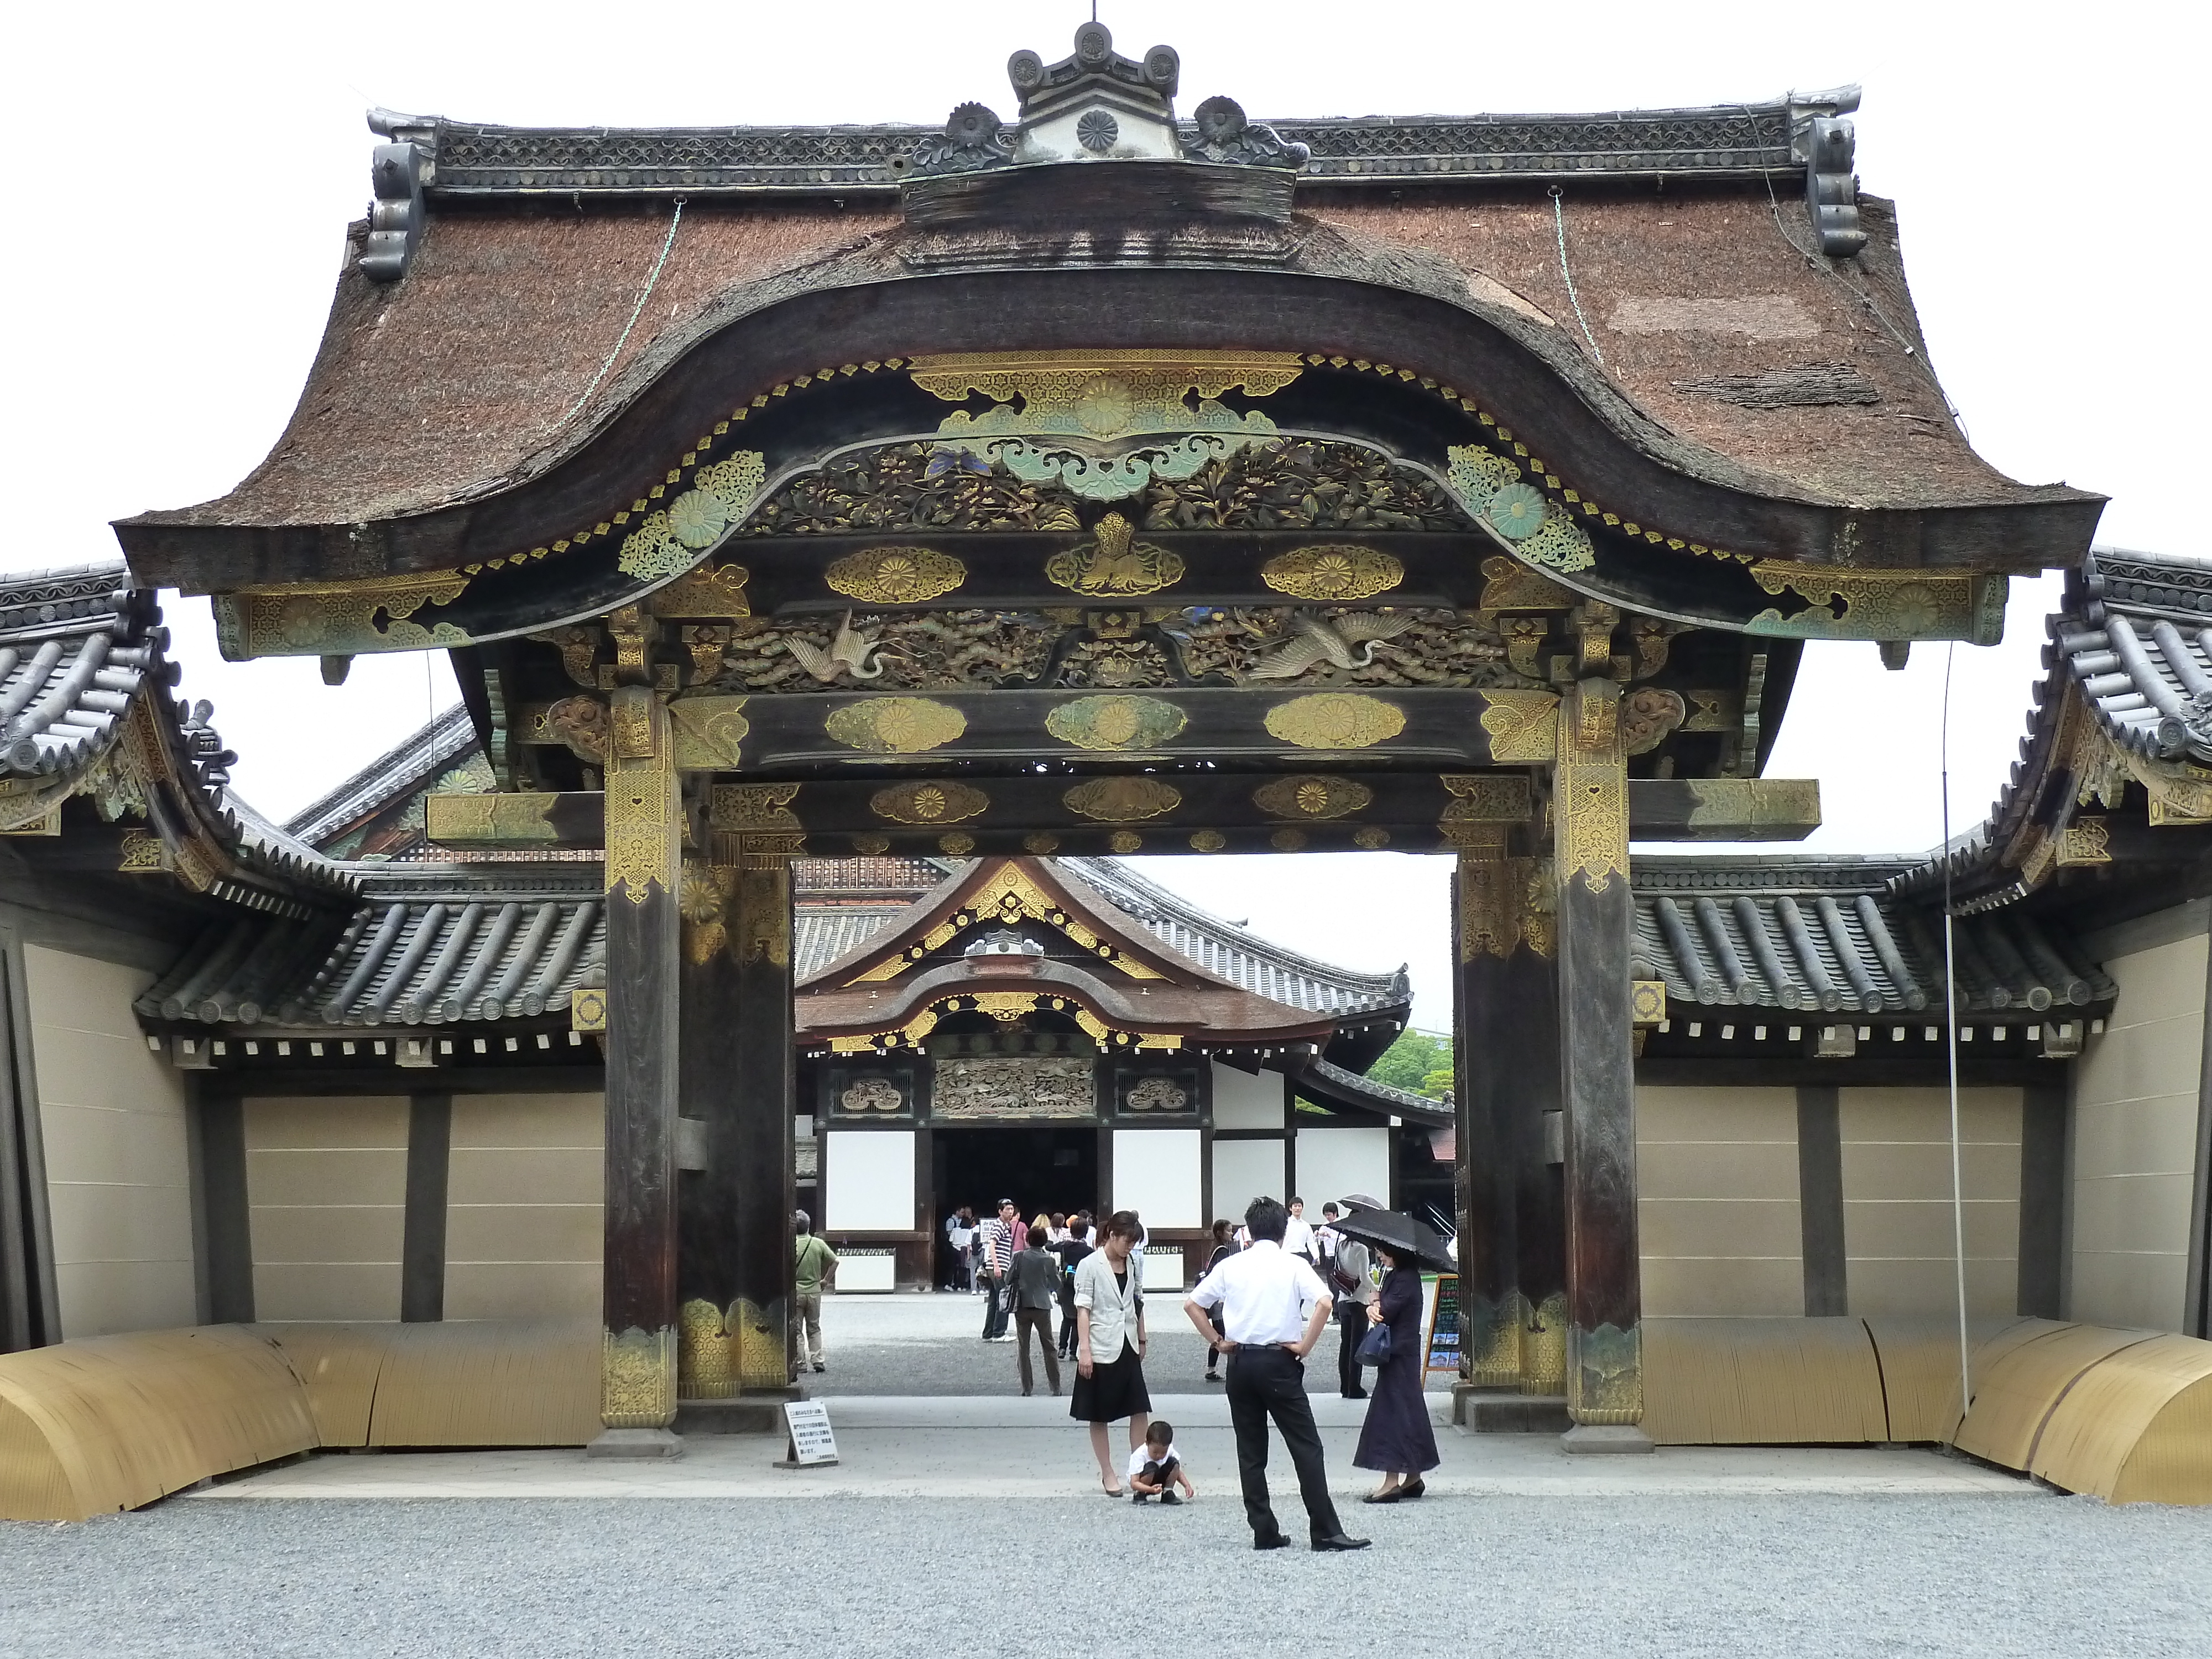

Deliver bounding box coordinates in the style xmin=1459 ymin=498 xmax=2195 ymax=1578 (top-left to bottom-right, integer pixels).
xmin=1368 ymin=1028 xmax=1453 ymax=1098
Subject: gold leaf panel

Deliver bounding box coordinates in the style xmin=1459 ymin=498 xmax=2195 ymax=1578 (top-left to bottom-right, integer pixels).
xmin=669 ymin=695 xmax=750 ymax=770
xmin=1251 ymin=775 xmax=1375 ymax=820
xmin=1260 ymin=545 xmax=1404 ymax=602
xmin=824 ymin=546 xmax=967 ymax=604
xmin=1262 ymin=693 xmax=1406 ymax=750
xmin=1045 ymin=695 xmax=1187 ymax=752
xmin=1479 ymin=690 xmax=1559 ymax=763
xmin=825 ymin=697 xmax=968 ymax=755
xmin=1063 ymin=776 xmax=1183 ymax=822
xmin=870 ymin=781 xmax=990 ymax=825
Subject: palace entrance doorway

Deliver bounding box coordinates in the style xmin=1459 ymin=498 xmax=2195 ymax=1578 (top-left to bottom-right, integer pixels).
xmin=934 ymin=1126 xmax=1098 ymax=1234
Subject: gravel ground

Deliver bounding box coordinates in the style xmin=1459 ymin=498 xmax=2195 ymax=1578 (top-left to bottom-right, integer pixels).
xmin=6 ymin=1494 xmax=2210 ymax=1657
xmin=815 ymin=1291 xmax=1340 ymax=1396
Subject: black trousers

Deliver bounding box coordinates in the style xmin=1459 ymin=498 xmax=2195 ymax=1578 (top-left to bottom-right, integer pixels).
xmin=981 ymin=1274 xmax=1008 ymax=1339
xmin=1336 ymin=1301 xmax=1369 ymax=1396
xmin=1224 ymin=1346 xmax=1343 ymax=1543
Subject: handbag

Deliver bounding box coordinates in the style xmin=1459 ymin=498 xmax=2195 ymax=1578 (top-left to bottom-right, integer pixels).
xmin=1355 ymin=1318 xmax=1394 ymax=1367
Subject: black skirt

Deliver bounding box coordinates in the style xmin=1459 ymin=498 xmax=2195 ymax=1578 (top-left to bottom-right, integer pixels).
xmin=1070 ymin=1340 xmax=1151 ymax=1423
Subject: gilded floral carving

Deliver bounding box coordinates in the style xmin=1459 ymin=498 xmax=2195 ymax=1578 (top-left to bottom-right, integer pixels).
xmin=1259 ymin=545 xmax=1404 ymax=601
xmin=869 ymin=781 xmax=990 ymax=825
xmin=1063 ymin=776 xmax=1182 ymax=822
xmin=1262 ymin=693 xmax=1406 ymax=750
xmin=1252 ymin=775 xmax=1374 ymax=820
xmin=824 ymin=546 xmax=967 ymax=604
xmin=825 ymin=697 xmax=968 ymax=755
xmin=1045 ymin=695 xmax=1187 ymax=752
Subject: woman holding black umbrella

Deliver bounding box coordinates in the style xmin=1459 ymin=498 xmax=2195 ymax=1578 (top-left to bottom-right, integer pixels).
xmin=1348 ymin=1235 xmax=1441 ymax=1502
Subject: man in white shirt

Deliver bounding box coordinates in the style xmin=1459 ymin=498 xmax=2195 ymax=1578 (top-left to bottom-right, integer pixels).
xmin=1282 ymin=1197 xmax=1315 ymax=1263
xmin=1184 ymin=1197 xmax=1370 ymax=1552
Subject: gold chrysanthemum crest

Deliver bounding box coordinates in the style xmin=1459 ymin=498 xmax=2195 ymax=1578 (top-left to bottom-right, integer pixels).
xmin=1262 ymin=693 xmax=1406 ymax=750
xmin=825 ymin=697 xmax=968 ymax=755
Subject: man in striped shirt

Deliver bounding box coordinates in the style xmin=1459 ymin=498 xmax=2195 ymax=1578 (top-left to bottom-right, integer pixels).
xmin=978 ymin=1198 xmax=1022 ymax=1342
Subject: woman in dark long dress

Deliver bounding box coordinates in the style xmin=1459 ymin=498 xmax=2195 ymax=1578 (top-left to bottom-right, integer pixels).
xmin=1352 ymin=1245 xmax=1441 ymax=1501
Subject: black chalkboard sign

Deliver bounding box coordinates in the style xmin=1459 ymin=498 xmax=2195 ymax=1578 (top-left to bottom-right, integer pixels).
xmin=1424 ymin=1273 xmax=1461 ymax=1377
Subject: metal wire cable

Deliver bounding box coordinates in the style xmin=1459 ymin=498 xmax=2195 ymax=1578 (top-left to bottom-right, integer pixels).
xmin=1548 ymin=186 xmax=1604 ymax=367
xmin=1747 ymin=103 xmax=1964 ymax=429
xmin=1941 ymin=640 xmax=1973 ymax=1433
xmin=552 ymin=199 xmax=685 ymax=433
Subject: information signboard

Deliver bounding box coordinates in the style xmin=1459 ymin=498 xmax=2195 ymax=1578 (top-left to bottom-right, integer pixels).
xmin=780 ymin=1400 xmax=839 ymax=1467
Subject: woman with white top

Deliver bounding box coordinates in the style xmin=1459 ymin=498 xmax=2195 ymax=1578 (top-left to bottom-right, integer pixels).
xmin=1070 ymin=1209 xmax=1150 ymax=1496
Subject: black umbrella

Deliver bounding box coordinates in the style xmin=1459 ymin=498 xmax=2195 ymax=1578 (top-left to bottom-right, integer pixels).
xmin=1332 ymin=1207 xmax=1455 ymax=1273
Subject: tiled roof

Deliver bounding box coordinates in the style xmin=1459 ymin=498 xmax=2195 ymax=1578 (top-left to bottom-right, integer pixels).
xmin=285 ymin=702 xmax=481 ymax=847
xmin=1634 ymin=857 xmax=2113 ymax=1017
xmin=2056 ymin=547 xmax=2212 ymax=764
xmin=1293 ymin=1057 xmax=1453 ymax=1128
xmin=394 ymin=101 xmax=1817 ymax=197
xmin=139 ymin=866 xmax=603 ymax=1027
xmin=0 ymin=561 xmax=154 ymax=777
xmin=1059 ymin=858 xmax=1410 ymax=1018
xmin=794 ymin=906 xmax=910 ymax=982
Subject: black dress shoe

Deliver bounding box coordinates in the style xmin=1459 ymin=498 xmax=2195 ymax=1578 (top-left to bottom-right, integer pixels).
xmin=1253 ymin=1533 xmax=1291 ymax=1551
xmin=1402 ymin=1476 xmax=1426 ymax=1499
xmin=1342 ymin=1390 xmax=1369 ymax=1400
xmin=1312 ymin=1534 xmax=1372 ymax=1552
xmin=1360 ymin=1489 xmax=1401 ymax=1505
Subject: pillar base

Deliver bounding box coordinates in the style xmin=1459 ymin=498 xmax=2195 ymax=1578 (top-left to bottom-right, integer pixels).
xmin=586 ymin=1427 xmax=685 ymax=1460
xmin=1559 ymin=1423 xmax=1655 ymax=1454
xmin=675 ymin=1390 xmax=801 ymax=1436
xmin=1469 ymin=1394 xmax=1572 ymax=1434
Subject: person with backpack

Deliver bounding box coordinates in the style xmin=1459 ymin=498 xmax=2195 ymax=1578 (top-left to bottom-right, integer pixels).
xmin=1328 ymin=1216 xmax=1375 ymax=1400
xmin=792 ymin=1211 xmax=838 ymax=1375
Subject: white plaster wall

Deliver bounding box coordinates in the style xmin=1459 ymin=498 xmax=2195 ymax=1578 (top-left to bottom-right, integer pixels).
xmin=1112 ymin=1128 xmax=1202 ymax=1228
xmin=1211 ymin=1137 xmax=1286 ymax=1223
xmin=2070 ymin=930 xmax=2205 ymax=1329
xmin=1636 ymin=1086 xmax=1803 ymax=1317
xmin=1211 ymin=1063 xmax=1284 ymax=1130
xmin=824 ymin=1130 xmax=916 ymax=1232
xmin=1840 ymin=1086 xmax=2021 ymax=1316
xmin=24 ymin=946 xmax=195 ymax=1337
xmin=1294 ymin=1126 xmax=1392 ymax=1213
xmin=244 ymin=1095 xmax=408 ymax=1321
xmin=444 ymin=1092 xmax=602 ymax=1321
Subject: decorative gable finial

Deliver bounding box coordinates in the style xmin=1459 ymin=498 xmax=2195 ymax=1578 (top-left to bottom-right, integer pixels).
xmin=901 ymin=23 xmax=1305 ymax=179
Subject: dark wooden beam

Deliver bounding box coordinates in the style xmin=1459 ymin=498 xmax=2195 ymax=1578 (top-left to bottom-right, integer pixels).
xmin=193 ymin=1082 xmax=255 ymax=1326
xmin=728 ymin=850 xmax=799 ymax=1391
xmin=400 ymin=1092 xmax=452 ymax=1323
xmin=594 ymin=686 xmax=682 ymax=1450
xmin=2017 ymin=1082 xmax=2066 ymax=1323
xmin=422 ymin=773 xmax=1818 ymax=854
xmin=1553 ymin=672 xmax=1646 ymax=1441
xmin=1624 ymin=778 xmax=1819 ymax=842
xmin=1795 ymin=1084 xmax=1846 ymax=1317
xmin=1454 ymin=838 xmax=1565 ymax=1395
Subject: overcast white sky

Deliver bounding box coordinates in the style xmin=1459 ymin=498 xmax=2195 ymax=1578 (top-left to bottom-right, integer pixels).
xmin=3 ymin=1 xmax=2201 ymax=1028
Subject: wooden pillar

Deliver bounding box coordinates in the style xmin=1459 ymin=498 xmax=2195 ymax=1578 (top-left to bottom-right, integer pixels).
xmin=1553 ymin=669 xmax=1648 ymax=1442
xmin=712 ymin=785 xmax=801 ymax=1394
xmin=1453 ymin=825 xmax=1568 ymax=1397
xmin=594 ymin=685 xmax=683 ymax=1452
xmin=399 ymin=1092 xmax=452 ymax=1323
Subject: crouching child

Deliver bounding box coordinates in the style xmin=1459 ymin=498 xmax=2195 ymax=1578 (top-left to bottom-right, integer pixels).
xmin=1127 ymin=1420 xmax=1196 ymax=1505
